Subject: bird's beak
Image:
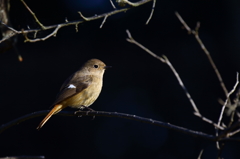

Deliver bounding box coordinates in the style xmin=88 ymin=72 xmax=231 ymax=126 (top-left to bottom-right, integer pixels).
xmin=104 ymin=66 xmax=112 ymax=69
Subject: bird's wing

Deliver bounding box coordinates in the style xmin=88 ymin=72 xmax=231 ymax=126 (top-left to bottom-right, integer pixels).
xmin=51 ymin=74 xmax=92 ymax=106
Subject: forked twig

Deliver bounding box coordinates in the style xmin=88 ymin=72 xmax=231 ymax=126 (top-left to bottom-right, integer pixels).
xmin=24 ymin=25 xmax=62 ymax=42
xmin=215 ymin=73 xmax=239 ymax=149
xmin=175 ymin=12 xmax=240 ymax=151
xmin=109 ymin=0 xmax=116 ymax=9
xmin=217 ymin=72 xmax=239 ymax=127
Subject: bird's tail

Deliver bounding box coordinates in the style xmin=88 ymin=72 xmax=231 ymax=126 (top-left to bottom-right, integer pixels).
xmin=37 ymin=104 xmax=63 ymax=130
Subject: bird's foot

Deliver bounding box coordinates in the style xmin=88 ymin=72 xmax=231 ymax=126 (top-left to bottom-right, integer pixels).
xmin=82 ymin=106 xmax=95 ymax=112
xmin=74 ymin=106 xmax=96 ymax=120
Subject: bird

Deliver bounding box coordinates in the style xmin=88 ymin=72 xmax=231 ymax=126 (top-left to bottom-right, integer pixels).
xmin=37 ymin=59 xmax=109 ymax=129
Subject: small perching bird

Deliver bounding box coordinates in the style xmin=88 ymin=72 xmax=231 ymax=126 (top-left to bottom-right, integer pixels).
xmin=37 ymin=59 xmax=110 ymax=129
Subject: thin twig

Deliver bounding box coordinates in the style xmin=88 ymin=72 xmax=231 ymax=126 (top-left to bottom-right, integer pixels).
xmin=78 ymin=11 xmax=91 ymax=21
xmin=65 ymin=17 xmax=68 ymax=23
xmin=100 ymin=16 xmax=108 ymax=28
xmin=227 ymin=88 xmax=240 ymax=127
xmin=116 ymin=0 xmax=156 ymax=24
xmin=20 ymin=0 xmax=46 ymax=30
xmin=126 ymin=30 xmax=224 ymax=130
xmin=215 ymin=72 xmax=239 ymax=149
xmin=193 ymin=112 xmax=223 ymax=130
xmin=228 ymin=128 xmax=240 ymax=137
xmin=24 ymin=25 xmax=62 ymax=42
xmin=0 ymin=21 xmax=18 ymax=33
xmin=126 ymin=30 xmax=165 ymax=62
xmin=109 ymin=0 xmax=116 ymax=9
xmin=175 ymin=11 xmax=229 ymax=99
xmin=162 ymin=55 xmax=200 ymax=114
xmin=217 ymin=143 xmax=225 ymax=159
xmin=1 ymin=8 xmax=130 ymax=42
xmin=197 ymin=149 xmax=204 ymax=159
xmin=75 ymin=23 xmax=79 ymax=32
xmin=146 ymin=0 xmax=156 ymax=24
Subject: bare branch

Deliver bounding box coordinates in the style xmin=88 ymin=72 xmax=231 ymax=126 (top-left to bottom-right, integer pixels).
xmin=1 ymin=109 xmax=240 ymax=142
xmin=0 ymin=8 xmax=129 ymax=42
xmin=126 ymin=30 xmax=224 ymax=130
xmin=116 ymin=0 xmax=155 ymax=24
xmin=175 ymin=11 xmax=229 ymax=99
xmin=0 ymin=0 xmax=153 ymax=43
xmin=0 ymin=110 xmax=217 ymax=141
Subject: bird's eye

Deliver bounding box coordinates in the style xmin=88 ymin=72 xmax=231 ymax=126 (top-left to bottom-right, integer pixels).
xmin=94 ymin=65 xmax=99 ymax=68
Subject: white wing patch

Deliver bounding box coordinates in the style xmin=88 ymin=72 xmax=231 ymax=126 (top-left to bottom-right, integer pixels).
xmin=68 ymin=84 xmax=76 ymax=88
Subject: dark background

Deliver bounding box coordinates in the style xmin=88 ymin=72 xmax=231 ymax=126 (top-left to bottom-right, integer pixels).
xmin=1 ymin=0 xmax=240 ymax=158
